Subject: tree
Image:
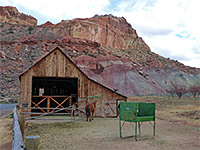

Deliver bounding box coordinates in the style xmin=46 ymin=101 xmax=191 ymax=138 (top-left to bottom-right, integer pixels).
xmin=189 ymin=85 xmax=200 ymax=98
xmin=168 ymin=82 xmax=187 ymax=99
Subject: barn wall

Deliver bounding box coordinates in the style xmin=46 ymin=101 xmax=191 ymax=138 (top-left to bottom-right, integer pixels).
xmin=20 ymin=48 xmax=126 ymax=116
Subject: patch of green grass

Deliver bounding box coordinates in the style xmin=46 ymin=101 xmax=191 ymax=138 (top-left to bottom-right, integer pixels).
xmin=5 ymin=113 xmax=13 ymax=118
xmin=0 ymin=101 xmax=10 ymax=104
xmin=9 ymin=113 xmax=13 ymax=118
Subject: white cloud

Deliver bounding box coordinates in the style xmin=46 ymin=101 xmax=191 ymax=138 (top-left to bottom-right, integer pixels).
xmin=1 ymin=0 xmax=200 ymax=68
xmin=1 ymin=0 xmax=110 ymax=24
xmin=112 ymin=0 xmax=200 ymax=68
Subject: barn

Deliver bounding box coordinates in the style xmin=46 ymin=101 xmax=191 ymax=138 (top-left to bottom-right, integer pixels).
xmin=19 ymin=47 xmax=127 ymax=117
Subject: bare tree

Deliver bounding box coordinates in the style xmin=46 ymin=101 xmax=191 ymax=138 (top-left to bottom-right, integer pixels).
xmin=189 ymin=85 xmax=200 ymax=98
xmin=168 ymin=82 xmax=187 ymax=99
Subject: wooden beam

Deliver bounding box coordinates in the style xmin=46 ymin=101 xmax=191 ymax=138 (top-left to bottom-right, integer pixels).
xmin=31 ymin=101 xmax=46 ymax=113
xmin=50 ymin=96 xmax=70 ymax=113
xmin=47 ymin=97 xmax=50 ymax=113
xmin=32 ymin=97 xmax=47 ymax=109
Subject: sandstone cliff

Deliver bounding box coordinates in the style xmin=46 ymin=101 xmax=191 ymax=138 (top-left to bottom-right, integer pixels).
xmin=41 ymin=14 xmax=150 ymax=51
xmin=0 ymin=6 xmax=37 ymax=26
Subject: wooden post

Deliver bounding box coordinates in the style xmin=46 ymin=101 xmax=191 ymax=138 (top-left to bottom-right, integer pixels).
xmin=73 ymin=105 xmax=76 ymax=123
xmin=71 ymin=105 xmax=76 ymax=123
xmin=47 ymin=97 xmax=50 ymax=113
xmin=69 ymin=96 xmax=71 ymax=107
xmin=25 ymin=136 xmax=40 ymax=150
xmin=19 ymin=116 xmax=25 ymax=140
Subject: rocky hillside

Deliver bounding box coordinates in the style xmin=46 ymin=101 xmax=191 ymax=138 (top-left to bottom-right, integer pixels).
xmin=0 ymin=6 xmax=200 ymax=102
xmin=0 ymin=6 xmax=37 ymax=26
xmin=40 ymin=14 xmax=199 ymax=74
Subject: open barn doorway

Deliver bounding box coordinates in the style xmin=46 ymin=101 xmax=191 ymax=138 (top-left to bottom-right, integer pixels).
xmin=31 ymin=77 xmax=78 ymax=114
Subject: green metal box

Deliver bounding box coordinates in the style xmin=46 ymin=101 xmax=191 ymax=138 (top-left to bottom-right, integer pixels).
xmin=119 ymin=102 xmax=137 ymax=122
xmin=119 ymin=102 xmax=155 ymax=140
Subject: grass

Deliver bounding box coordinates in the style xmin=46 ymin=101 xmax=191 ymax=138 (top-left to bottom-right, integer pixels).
xmin=0 ymin=101 xmax=11 ymax=104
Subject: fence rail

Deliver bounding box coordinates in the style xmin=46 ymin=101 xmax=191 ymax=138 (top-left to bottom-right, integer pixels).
xmin=13 ymin=107 xmax=24 ymax=150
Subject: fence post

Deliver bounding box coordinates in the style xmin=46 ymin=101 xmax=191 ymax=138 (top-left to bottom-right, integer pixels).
xmin=19 ymin=116 xmax=25 ymax=140
xmin=25 ymin=136 xmax=40 ymax=150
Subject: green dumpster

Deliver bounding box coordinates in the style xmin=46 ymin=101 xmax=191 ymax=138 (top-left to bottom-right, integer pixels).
xmin=119 ymin=102 xmax=155 ymax=140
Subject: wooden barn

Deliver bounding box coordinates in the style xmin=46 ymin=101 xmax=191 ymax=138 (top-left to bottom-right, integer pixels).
xmin=19 ymin=47 xmax=127 ymax=117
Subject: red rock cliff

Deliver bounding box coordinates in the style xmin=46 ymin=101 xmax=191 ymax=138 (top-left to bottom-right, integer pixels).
xmin=0 ymin=6 xmax=37 ymax=26
xmin=42 ymin=14 xmax=150 ymax=51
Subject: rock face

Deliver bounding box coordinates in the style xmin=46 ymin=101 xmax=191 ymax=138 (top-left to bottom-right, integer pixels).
xmin=43 ymin=14 xmax=150 ymax=51
xmin=0 ymin=7 xmax=200 ymax=102
xmin=39 ymin=21 xmax=54 ymax=28
xmin=0 ymin=6 xmax=37 ymax=26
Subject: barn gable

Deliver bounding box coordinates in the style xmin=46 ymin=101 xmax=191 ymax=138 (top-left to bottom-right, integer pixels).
xmin=19 ymin=47 xmax=127 ymax=117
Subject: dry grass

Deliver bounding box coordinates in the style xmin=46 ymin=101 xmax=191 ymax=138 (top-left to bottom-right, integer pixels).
xmin=128 ymin=96 xmax=200 ymax=126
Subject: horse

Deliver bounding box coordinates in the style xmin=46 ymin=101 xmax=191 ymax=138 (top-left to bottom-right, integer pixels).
xmin=85 ymin=101 xmax=97 ymax=122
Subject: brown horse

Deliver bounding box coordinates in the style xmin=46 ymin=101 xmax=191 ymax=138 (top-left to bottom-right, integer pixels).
xmin=85 ymin=102 xmax=96 ymax=122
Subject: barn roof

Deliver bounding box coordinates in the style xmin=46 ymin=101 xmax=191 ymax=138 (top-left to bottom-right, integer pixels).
xmin=19 ymin=47 xmax=127 ymax=98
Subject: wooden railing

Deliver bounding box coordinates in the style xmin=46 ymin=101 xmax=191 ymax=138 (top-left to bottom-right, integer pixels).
xmin=31 ymin=95 xmax=71 ymax=114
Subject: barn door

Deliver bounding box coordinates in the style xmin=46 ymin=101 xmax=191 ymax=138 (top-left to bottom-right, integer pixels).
xmin=31 ymin=77 xmax=78 ymax=115
xmin=104 ymin=99 xmax=126 ymax=117
xmin=103 ymin=100 xmax=116 ymax=117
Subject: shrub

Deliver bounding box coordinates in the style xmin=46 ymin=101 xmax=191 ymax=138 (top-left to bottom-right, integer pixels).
xmin=8 ymin=27 xmax=14 ymax=34
xmin=28 ymin=26 xmax=34 ymax=34
xmin=168 ymin=82 xmax=187 ymax=99
xmin=189 ymin=85 xmax=200 ymax=98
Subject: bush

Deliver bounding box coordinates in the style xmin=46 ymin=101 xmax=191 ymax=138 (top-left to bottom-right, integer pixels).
xmin=168 ymin=82 xmax=187 ymax=99
xmin=8 ymin=27 xmax=14 ymax=34
xmin=189 ymin=85 xmax=200 ymax=98
xmin=28 ymin=26 xmax=34 ymax=34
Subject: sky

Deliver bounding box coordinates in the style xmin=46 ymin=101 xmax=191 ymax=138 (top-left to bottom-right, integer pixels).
xmin=1 ymin=0 xmax=200 ymax=68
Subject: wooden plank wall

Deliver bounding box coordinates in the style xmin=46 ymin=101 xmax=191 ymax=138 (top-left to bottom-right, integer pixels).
xmin=20 ymin=48 xmax=127 ymax=116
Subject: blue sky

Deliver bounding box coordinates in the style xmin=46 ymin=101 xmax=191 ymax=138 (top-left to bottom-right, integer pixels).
xmin=1 ymin=0 xmax=200 ymax=68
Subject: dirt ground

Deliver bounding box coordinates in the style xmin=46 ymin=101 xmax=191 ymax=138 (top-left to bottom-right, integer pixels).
xmin=0 ymin=97 xmax=200 ymax=150
xmin=24 ymin=117 xmax=199 ymax=150
xmin=0 ymin=110 xmax=13 ymax=150
xmin=24 ymin=97 xmax=199 ymax=150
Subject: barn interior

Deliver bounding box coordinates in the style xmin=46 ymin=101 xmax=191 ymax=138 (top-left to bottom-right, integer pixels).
xmin=31 ymin=77 xmax=78 ymax=113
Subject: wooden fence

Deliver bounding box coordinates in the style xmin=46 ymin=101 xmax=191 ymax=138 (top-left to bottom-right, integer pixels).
xmin=13 ymin=107 xmax=24 ymax=150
